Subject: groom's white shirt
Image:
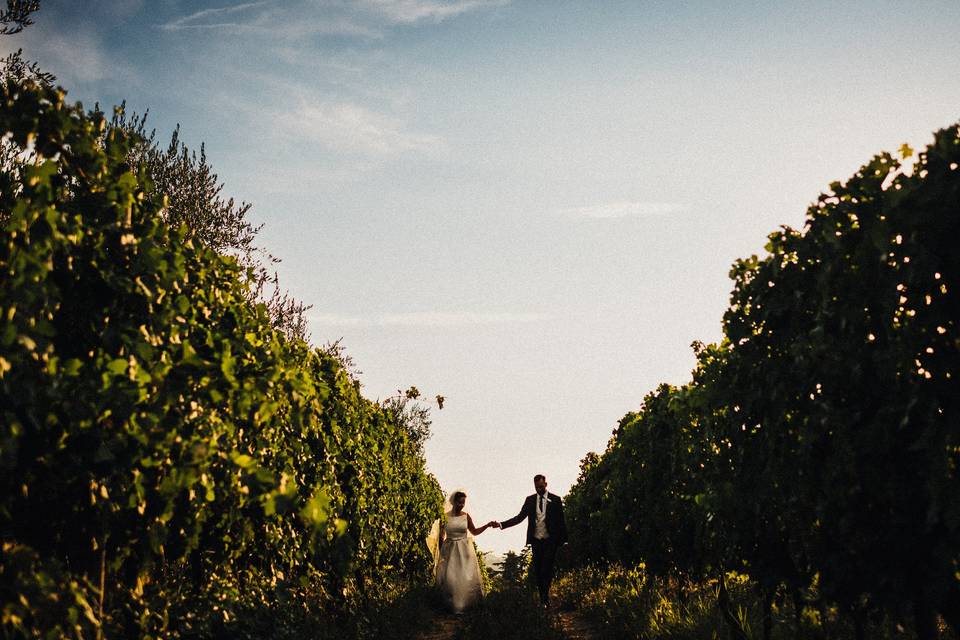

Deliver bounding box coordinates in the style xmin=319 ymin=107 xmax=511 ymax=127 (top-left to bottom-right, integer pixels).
xmin=534 ymin=493 xmax=549 ymax=539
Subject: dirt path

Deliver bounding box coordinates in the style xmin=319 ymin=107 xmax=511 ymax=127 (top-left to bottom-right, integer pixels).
xmin=556 ymin=609 xmax=598 ymax=639
xmin=414 ymin=606 xmax=599 ymax=640
xmin=414 ymin=612 xmax=460 ymax=640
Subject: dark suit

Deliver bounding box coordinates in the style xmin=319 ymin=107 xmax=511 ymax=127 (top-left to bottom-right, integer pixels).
xmin=500 ymin=492 xmax=567 ymax=604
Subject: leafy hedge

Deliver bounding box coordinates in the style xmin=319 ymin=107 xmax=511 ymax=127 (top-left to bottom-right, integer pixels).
xmin=0 ymin=80 xmax=443 ymax=638
xmin=565 ymin=125 xmax=960 ymax=638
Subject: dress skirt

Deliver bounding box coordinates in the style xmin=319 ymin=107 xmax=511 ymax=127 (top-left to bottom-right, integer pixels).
xmin=436 ymin=516 xmax=483 ymax=612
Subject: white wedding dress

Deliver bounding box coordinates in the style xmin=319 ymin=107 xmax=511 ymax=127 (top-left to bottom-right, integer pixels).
xmin=434 ymin=514 xmax=484 ymax=613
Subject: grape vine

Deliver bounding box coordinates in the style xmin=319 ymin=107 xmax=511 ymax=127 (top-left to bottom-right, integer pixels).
xmin=565 ymin=124 xmax=960 ymax=639
xmin=0 ymin=80 xmax=444 ymax=638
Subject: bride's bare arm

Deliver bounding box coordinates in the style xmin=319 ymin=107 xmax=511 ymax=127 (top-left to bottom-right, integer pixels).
xmin=466 ymin=514 xmax=491 ymax=536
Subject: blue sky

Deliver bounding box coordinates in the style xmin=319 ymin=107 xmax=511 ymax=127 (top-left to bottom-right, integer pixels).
xmin=5 ymin=0 xmax=959 ymax=555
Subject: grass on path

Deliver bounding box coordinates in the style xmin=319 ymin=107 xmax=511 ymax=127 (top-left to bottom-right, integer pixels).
xmin=415 ymin=586 xmax=584 ymax=640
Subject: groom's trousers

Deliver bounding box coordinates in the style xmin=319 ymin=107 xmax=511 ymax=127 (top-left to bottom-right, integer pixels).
xmin=530 ymin=538 xmax=558 ymax=604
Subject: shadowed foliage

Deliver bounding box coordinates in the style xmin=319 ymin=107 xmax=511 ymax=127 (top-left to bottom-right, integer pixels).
xmin=565 ymin=124 xmax=960 ymax=640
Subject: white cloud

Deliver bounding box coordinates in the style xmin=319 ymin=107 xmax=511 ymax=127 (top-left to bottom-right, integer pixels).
xmin=235 ymin=162 xmax=379 ymax=193
xmin=160 ymin=0 xmax=509 ymax=37
xmin=2 ymin=24 xmax=134 ymax=87
xmin=160 ymin=2 xmax=381 ymax=38
xmin=43 ymin=32 xmax=114 ymax=83
xmin=160 ymin=1 xmax=270 ymax=32
xmin=359 ymin=0 xmax=511 ymax=24
xmin=310 ymin=311 xmax=550 ymax=327
xmin=559 ymin=201 xmax=686 ymax=219
xmin=276 ymin=100 xmax=444 ymax=156
xmin=191 ymin=70 xmax=443 ymax=162
xmin=310 ymin=313 xmax=366 ymax=327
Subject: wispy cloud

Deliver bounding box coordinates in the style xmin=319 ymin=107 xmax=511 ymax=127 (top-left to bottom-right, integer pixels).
xmin=160 ymin=0 xmax=509 ymax=37
xmin=559 ymin=201 xmax=686 ymax=219
xmin=160 ymin=1 xmax=269 ymax=32
xmin=276 ymin=100 xmax=444 ymax=156
xmin=359 ymin=0 xmax=511 ymax=24
xmin=184 ymin=62 xmax=442 ymax=162
xmin=2 ymin=24 xmax=135 ymax=87
xmin=234 ymin=162 xmax=380 ymax=193
xmin=310 ymin=311 xmax=550 ymax=327
xmin=160 ymin=1 xmax=380 ymax=38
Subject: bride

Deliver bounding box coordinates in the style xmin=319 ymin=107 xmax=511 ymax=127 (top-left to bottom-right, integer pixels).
xmin=426 ymin=490 xmax=499 ymax=613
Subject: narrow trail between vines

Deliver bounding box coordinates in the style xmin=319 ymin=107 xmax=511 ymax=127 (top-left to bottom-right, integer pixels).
xmin=414 ymin=609 xmax=599 ymax=640
xmin=414 ymin=613 xmax=460 ymax=640
xmin=556 ymin=610 xmax=598 ymax=639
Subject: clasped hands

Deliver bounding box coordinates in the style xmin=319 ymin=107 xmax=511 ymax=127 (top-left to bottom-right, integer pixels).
xmin=486 ymin=521 xmax=501 ymax=529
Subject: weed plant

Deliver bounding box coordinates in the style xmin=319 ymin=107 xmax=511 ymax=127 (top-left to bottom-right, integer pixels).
xmin=553 ymin=565 xmax=956 ymax=640
xmin=452 ymin=586 xmax=565 ymax=640
xmin=205 ymin=585 xmax=439 ymax=639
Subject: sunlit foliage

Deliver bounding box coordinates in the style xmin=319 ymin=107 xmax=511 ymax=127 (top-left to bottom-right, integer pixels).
xmin=0 ymin=80 xmax=443 ymax=638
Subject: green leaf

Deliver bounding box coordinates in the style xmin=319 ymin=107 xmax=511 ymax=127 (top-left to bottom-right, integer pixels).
xmin=181 ymin=340 xmax=201 ymax=365
xmin=230 ymin=452 xmax=255 ymax=468
xmin=220 ymin=352 xmax=236 ymax=384
xmin=63 ymin=358 xmax=83 ymax=376
xmin=302 ymin=489 xmax=332 ymax=528
xmin=107 ymin=358 xmax=128 ymax=375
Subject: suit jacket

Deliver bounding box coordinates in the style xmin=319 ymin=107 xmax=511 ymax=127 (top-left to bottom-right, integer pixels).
xmin=501 ymin=492 xmax=567 ymax=546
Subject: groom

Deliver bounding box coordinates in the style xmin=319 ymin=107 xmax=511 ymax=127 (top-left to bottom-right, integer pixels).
xmin=497 ymin=474 xmax=567 ymax=606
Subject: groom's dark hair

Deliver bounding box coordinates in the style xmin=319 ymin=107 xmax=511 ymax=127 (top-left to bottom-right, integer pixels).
xmin=533 ymin=474 xmax=545 ymax=482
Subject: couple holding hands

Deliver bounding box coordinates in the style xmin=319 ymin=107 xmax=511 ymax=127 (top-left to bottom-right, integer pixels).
xmin=425 ymin=474 xmax=568 ymax=613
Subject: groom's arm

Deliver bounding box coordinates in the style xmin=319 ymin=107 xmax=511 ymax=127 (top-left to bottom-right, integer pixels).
xmin=499 ymin=498 xmax=529 ymax=530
